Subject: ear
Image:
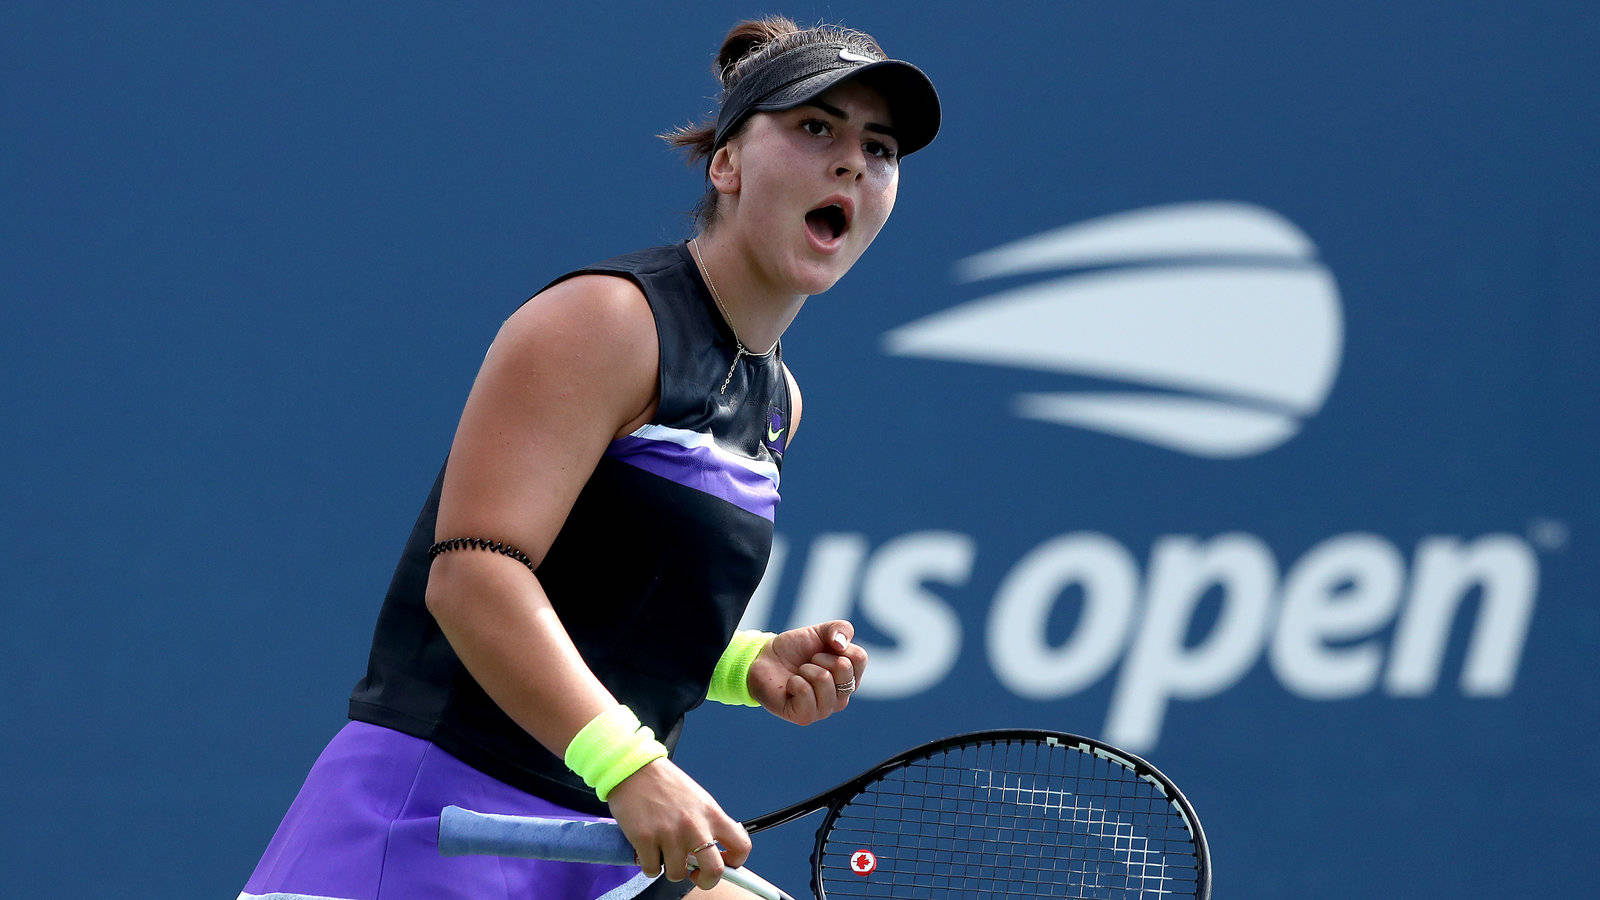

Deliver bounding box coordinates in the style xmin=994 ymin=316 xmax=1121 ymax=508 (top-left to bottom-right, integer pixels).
xmin=708 ymin=143 xmax=740 ymax=195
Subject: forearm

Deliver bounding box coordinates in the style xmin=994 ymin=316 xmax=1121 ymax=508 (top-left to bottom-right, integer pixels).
xmin=424 ymin=550 xmax=616 ymax=757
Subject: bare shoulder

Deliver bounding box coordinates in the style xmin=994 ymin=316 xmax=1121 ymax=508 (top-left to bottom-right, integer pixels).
xmin=434 ymin=273 xmax=660 ymax=564
xmin=497 ymin=274 xmax=656 ymax=373
xmin=489 ymin=274 xmax=660 ymax=429
xmin=783 ymin=362 xmax=803 ymax=444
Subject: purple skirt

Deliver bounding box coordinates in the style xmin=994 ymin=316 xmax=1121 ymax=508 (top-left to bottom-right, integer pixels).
xmin=240 ymin=721 xmax=655 ymax=900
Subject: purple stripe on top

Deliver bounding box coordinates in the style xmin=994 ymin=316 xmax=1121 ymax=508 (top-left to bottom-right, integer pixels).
xmin=243 ymin=721 xmax=648 ymax=900
xmin=606 ymin=434 xmax=779 ymax=521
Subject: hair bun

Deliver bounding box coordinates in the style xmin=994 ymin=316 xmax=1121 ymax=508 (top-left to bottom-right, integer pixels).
xmin=715 ymin=16 xmax=801 ymax=86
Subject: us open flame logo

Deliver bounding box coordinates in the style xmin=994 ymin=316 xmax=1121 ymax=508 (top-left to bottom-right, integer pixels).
xmin=884 ymin=202 xmax=1343 ymax=458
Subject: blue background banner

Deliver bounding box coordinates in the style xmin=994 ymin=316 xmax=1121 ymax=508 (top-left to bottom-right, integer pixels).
xmin=4 ymin=2 xmax=1596 ymax=896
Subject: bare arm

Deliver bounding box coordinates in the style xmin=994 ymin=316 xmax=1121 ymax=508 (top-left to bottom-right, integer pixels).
xmin=782 ymin=362 xmax=803 ymax=448
xmin=426 ymin=274 xmax=657 ymax=750
xmin=752 ymin=368 xmax=872 ymax=719
xmin=423 ymin=275 xmax=749 ymax=887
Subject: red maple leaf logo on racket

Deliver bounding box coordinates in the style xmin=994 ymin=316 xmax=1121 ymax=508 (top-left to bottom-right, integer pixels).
xmin=849 ymin=849 xmax=877 ymax=875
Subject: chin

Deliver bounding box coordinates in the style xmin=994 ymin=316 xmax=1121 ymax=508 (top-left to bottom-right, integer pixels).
xmin=790 ymin=250 xmax=860 ymax=295
xmin=792 ymin=268 xmax=844 ymax=296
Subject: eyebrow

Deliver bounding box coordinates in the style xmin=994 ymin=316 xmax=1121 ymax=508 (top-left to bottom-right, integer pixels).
xmin=804 ymin=100 xmax=898 ymax=140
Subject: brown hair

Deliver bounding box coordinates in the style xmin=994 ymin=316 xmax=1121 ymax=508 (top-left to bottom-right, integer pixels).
xmin=660 ymin=16 xmax=888 ymax=230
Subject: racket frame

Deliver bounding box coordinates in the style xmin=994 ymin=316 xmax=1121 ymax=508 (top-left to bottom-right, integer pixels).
xmin=742 ymin=728 xmax=1210 ymax=900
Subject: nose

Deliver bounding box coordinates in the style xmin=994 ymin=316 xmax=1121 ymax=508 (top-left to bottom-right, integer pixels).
xmin=832 ymin=145 xmax=866 ymax=182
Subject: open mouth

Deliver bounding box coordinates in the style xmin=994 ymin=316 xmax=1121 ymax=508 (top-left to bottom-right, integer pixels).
xmin=804 ymin=202 xmax=849 ymax=243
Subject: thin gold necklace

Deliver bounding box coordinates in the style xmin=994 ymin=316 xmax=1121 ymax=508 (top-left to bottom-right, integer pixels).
xmin=690 ymin=237 xmax=776 ymax=394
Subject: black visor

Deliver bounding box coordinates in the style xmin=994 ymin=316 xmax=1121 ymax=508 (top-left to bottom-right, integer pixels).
xmin=712 ymin=43 xmax=941 ymax=157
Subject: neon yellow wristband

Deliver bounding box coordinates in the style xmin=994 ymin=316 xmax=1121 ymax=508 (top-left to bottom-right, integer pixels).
xmin=707 ymin=630 xmax=776 ymax=707
xmin=563 ymin=705 xmax=669 ymax=802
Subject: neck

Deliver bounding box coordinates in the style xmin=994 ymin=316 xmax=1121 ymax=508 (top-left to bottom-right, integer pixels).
xmin=690 ymin=229 xmax=807 ymax=353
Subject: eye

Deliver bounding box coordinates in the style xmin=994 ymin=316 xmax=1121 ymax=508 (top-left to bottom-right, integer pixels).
xmin=864 ymin=140 xmax=899 ymax=162
xmin=800 ymin=118 xmax=832 ymax=137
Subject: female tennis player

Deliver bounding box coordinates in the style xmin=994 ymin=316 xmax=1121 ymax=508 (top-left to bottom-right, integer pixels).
xmin=241 ymin=16 xmax=938 ymax=900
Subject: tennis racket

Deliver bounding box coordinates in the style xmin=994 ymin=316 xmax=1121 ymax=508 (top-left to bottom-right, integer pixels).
xmin=440 ymin=728 xmax=1211 ymax=899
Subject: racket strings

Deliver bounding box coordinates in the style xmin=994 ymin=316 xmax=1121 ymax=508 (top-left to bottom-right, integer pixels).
xmin=816 ymin=739 xmax=1201 ymax=898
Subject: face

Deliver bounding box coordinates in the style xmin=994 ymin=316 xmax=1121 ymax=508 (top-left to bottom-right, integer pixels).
xmin=710 ymin=79 xmax=900 ymax=295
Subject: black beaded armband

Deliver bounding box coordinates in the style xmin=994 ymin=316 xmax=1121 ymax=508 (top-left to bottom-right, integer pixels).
xmin=428 ymin=537 xmax=537 ymax=576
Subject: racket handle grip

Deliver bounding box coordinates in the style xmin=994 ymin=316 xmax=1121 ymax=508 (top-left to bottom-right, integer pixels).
xmin=437 ymin=806 xmax=795 ymax=900
xmin=438 ymin=806 xmax=635 ymax=864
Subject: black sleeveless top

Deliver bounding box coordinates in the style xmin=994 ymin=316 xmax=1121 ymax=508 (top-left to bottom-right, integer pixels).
xmin=349 ymin=243 xmax=791 ymax=815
